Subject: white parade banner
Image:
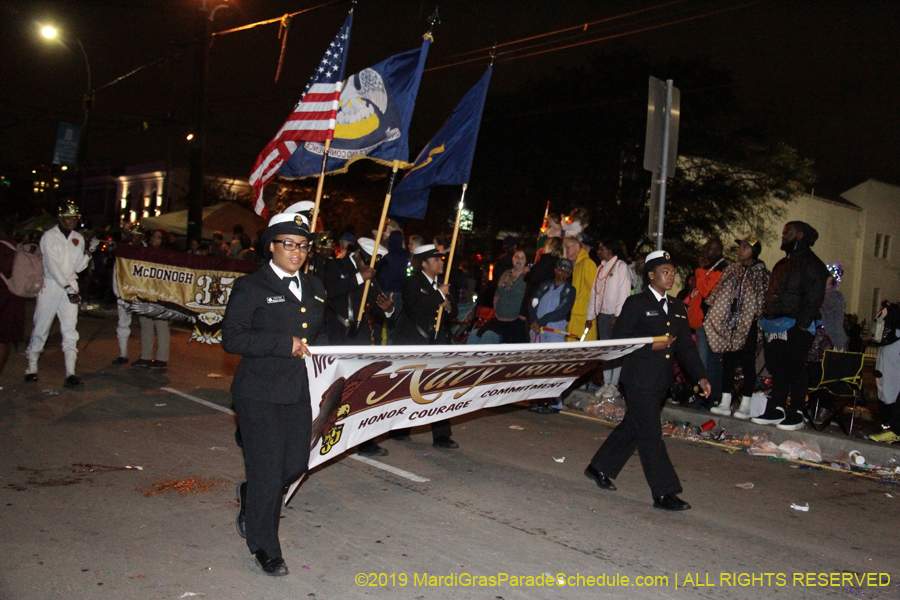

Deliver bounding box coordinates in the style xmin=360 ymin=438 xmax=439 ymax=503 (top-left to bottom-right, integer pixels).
xmin=305 ymin=337 xmax=655 ymax=469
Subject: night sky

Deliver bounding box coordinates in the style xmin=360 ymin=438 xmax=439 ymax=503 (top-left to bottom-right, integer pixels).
xmin=1 ymin=0 xmax=897 ymax=199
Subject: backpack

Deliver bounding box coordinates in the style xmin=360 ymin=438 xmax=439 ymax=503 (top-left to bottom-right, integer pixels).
xmin=0 ymin=240 xmax=44 ymax=298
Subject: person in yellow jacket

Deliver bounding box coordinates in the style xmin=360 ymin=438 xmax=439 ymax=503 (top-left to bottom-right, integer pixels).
xmin=563 ymin=236 xmax=598 ymax=341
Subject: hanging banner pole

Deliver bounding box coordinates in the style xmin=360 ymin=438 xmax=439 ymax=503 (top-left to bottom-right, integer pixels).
xmin=357 ymin=160 xmax=400 ymax=323
xmin=434 ymin=184 xmax=466 ymax=337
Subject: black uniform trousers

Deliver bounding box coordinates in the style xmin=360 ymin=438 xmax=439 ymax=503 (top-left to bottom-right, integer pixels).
xmin=590 ymin=382 xmax=681 ymax=498
xmin=234 ymin=394 xmax=311 ymax=558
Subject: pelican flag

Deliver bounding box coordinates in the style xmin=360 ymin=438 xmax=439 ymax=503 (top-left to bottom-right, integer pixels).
xmin=389 ymin=66 xmax=492 ymax=220
xmin=279 ymin=36 xmax=432 ymax=179
xmin=248 ymin=11 xmax=353 ymax=215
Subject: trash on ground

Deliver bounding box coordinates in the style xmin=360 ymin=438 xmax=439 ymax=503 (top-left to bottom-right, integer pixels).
xmin=848 ymin=450 xmax=866 ymax=465
xmin=207 ymin=373 xmax=223 ymax=378
xmin=553 ymin=456 xmax=565 ymax=463
xmin=72 ymin=463 xmax=142 ymax=473
xmin=42 ymin=389 xmax=60 ymax=396
xmin=508 ymin=425 xmax=525 ymax=430
xmin=887 ymin=494 xmax=894 ymax=498
xmin=208 ymin=447 xmax=227 ymax=451
xmin=137 ymin=476 xmax=227 ymax=497
xmin=155 ymin=403 xmax=166 ymax=407
xmin=584 ymin=395 xmax=625 ymax=422
xmin=749 ymin=441 xmax=780 ymax=456
xmin=776 ymin=440 xmax=823 ymax=462
xmin=735 ymin=482 xmax=754 ymax=489
xmin=790 ymin=503 xmax=810 ymax=512
xmin=180 ymin=594 xmax=203 ymax=598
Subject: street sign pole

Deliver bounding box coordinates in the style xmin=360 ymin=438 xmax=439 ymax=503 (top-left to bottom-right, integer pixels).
xmin=655 ymin=79 xmax=674 ymax=250
xmin=644 ymin=77 xmax=680 ymax=250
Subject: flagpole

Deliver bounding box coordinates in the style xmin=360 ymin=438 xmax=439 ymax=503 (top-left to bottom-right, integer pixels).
xmin=357 ymin=159 xmax=400 ymax=323
xmin=309 ymin=138 xmax=332 ymax=234
xmin=434 ymin=184 xmax=466 ymax=337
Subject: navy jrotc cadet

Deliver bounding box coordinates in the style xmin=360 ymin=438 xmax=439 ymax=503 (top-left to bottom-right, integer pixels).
xmin=584 ymin=250 xmax=710 ymax=511
xmin=322 ymin=237 xmax=395 ymax=346
xmin=222 ymin=207 xmax=327 ymax=576
xmin=305 ymin=231 xmax=333 ymax=278
xmin=391 ymin=244 xmax=459 ymax=448
xmin=322 ymin=236 xmax=395 ymax=456
xmin=25 ymin=199 xmax=90 ymax=387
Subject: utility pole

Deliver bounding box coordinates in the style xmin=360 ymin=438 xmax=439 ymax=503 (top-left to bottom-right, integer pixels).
xmin=186 ymin=4 xmax=211 ymax=243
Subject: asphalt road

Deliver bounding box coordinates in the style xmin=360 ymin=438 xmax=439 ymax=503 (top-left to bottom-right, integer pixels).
xmin=1 ymin=310 xmax=898 ymax=599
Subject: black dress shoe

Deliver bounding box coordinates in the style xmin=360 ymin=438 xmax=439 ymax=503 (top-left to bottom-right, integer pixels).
xmin=64 ymin=375 xmax=84 ymax=387
xmin=112 ymin=356 xmax=129 ymax=365
xmin=358 ymin=442 xmax=389 ymax=457
xmin=235 ymin=482 xmax=247 ymax=538
xmin=392 ymin=434 xmax=412 ymax=442
xmin=254 ymin=550 xmax=288 ymax=576
xmin=584 ymin=465 xmax=617 ymax=491
xmin=653 ymin=493 xmax=691 ymax=511
xmin=24 ymin=373 xmax=38 ymax=383
xmin=433 ymin=437 xmax=459 ymax=449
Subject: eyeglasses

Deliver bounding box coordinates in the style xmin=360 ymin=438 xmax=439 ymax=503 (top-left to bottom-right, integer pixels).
xmin=273 ymin=239 xmax=310 ymax=252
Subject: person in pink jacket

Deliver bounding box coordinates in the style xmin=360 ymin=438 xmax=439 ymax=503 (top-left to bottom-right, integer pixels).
xmin=587 ymin=239 xmax=633 ymax=397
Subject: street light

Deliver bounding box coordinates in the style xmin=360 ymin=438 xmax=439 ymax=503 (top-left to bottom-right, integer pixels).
xmin=39 ymin=23 xmax=93 ymax=203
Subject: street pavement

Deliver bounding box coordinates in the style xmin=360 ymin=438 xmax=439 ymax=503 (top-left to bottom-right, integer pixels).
xmin=1 ymin=308 xmax=898 ymax=599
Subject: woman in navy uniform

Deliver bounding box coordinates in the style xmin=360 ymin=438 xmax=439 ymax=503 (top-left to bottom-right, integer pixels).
xmin=222 ymin=209 xmax=327 ymax=576
xmin=584 ymin=250 xmax=711 ymax=511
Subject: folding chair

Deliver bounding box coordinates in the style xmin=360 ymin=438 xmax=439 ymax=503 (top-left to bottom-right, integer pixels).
xmin=806 ymin=349 xmax=865 ymax=435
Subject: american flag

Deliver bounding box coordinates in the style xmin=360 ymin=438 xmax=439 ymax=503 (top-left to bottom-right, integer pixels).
xmin=249 ymin=12 xmax=353 ymax=216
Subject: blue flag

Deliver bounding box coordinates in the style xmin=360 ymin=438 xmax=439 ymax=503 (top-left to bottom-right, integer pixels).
xmin=279 ymin=36 xmax=432 ymax=179
xmin=390 ymin=67 xmax=492 ymax=220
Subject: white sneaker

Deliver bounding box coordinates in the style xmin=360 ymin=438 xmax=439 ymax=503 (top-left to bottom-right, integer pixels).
xmin=710 ymin=393 xmax=733 ymax=416
xmin=733 ymin=396 xmax=752 ymax=420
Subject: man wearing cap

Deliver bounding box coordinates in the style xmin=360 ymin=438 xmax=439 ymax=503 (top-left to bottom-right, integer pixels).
xmin=222 ymin=209 xmax=327 ymax=576
xmin=391 ymin=244 xmax=459 ymax=448
xmin=323 ymin=237 xmax=394 ymax=346
xmin=528 ymin=258 xmax=577 ymax=412
xmin=25 ymin=199 xmax=91 ymax=387
xmin=322 ymin=236 xmax=395 ymax=457
xmin=585 ymin=250 xmax=710 ymax=511
xmin=753 ymin=221 xmax=828 ymax=430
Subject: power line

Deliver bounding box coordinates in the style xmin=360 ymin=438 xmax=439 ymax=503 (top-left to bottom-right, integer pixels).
xmin=425 ymin=0 xmax=772 ymax=73
xmin=440 ymin=0 xmax=687 ymax=61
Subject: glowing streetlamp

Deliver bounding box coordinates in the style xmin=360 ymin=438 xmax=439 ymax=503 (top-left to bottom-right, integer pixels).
xmin=39 ymin=23 xmax=93 ymax=200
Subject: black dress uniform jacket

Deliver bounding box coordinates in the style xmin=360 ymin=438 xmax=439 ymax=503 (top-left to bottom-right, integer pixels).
xmin=322 ymin=255 xmax=391 ymax=346
xmin=590 ymin=287 xmax=707 ymax=499
xmin=222 ymin=264 xmax=327 ymax=402
xmin=392 ymin=271 xmax=458 ymax=345
xmin=614 ymin=288 xmax=706 ymax=389
xmin=221 ymin=263 xmax=327 ymax=559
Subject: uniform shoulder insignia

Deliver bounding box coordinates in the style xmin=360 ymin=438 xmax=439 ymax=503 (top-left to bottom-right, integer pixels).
xmin=314 ymin=295 xmax=325 ymax=302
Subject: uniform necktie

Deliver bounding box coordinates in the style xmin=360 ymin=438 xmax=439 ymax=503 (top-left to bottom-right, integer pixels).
xmin=659 ymin=296 xmax=668 ymax=314
xmin=282 ymin=275 xmax=299 ymax=287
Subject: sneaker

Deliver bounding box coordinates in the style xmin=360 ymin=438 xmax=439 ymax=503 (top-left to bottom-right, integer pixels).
xmin=868 ymin=430 xmax=900 ymax=444
xmin=149 ymin=360 xmax=168 ymax=370
xmin=132 ymin=359 xmax=153 ymax=368
xmin=776 ymin=410 xmax=806 ymax=431
xmin=751 ymin=405 xmax=785 ymax=425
